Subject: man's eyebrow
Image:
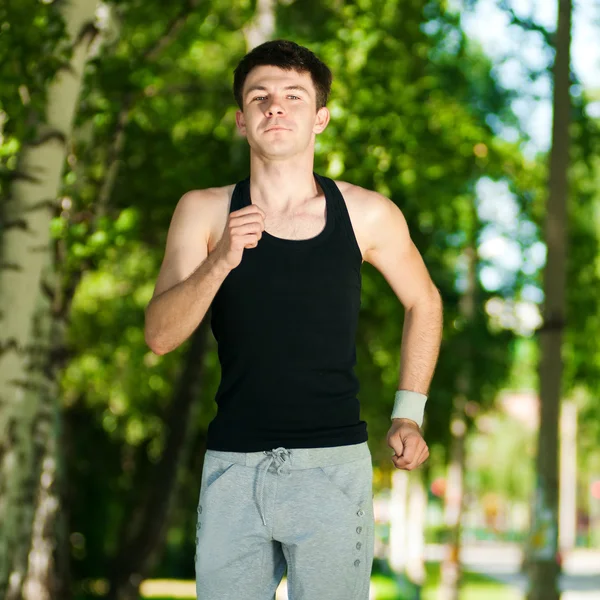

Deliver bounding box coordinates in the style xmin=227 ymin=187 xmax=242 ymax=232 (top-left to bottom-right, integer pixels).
xmin=245 ymin=85 xmax=312 ymax=97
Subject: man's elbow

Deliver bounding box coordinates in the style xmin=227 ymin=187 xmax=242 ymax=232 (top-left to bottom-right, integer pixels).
xmin=411 ymin=284 xmax=443 ymax=314
xmin=144 ymin=325 xmax=166 ymax=355
xmin=429 ymin=286 xmax=443 ymax=320
xmin=144 ymin=320 xmax=181 ymax=356
xmin=429 ymin=284 xmax=443 ymax=309
xmin=144 ymin=304 xmax=168 ymax=355
xmin=145 ymin=333 xmax=168 ymax=355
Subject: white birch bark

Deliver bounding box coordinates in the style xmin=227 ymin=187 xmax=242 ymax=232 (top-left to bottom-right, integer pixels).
xmin=0 ymin=2 xmax=99 ymax=598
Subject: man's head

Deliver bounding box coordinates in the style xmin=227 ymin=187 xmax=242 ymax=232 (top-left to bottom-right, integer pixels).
xmin=233 ymin=39 xmax=332 ymax=111
xmin=233 ymin=40 xmax=332 ymax=160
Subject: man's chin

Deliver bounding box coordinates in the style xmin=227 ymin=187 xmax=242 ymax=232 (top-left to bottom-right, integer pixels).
xmin=253 ymin=144 xmax=299 ymax=160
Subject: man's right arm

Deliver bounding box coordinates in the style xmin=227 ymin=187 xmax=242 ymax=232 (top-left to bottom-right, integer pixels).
xmin=144 ymin=189 xmax=230 ymax=355
xmin=144 ymin=188 xmax=266 ymax=355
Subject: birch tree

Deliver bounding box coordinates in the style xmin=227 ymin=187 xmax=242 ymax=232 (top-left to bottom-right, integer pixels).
xmin=0 ymin=1 xmax=99 ymax=599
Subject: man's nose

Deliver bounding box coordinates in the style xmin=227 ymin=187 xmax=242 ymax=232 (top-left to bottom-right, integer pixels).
xmin=265 ymin=100 xmax=285 ymax=116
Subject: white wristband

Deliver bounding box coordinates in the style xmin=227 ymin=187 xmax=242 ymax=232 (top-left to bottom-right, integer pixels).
xmin=391 ymin=390 xmax=428 ymax=427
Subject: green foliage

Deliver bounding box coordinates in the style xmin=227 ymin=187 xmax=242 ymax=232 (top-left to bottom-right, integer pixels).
xmin=3 ymin=0 xmax=600 ymax=590
xmin=62 ymin=0 xmax=523 ymax=578
xmin=0 ymin=0 xmax=68 ymax=125
xmin=0 ymin=0 xmax=68 ymax=196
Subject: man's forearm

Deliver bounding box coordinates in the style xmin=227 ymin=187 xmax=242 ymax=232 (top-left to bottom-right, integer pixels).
xmin=145 ymin=252 xmax=231 ymax=355
xmin=398 ymin=290 xmax=443 ymax=394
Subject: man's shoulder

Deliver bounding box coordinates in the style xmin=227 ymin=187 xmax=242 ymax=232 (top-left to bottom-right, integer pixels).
xmin=332 ymin=179 xmax=393 ymax=221
xmin=332 ymin=179 xmax=388 ymax=203
xmin=180 ymin=183 xmax=236 ymax=206
xmin=332 ymin=179 xmax=364 ymax=198
xmin=176 ymin=183 xmax=236 ymax=221
xmin=177 ymin=184 xmax=237 ymax=251
xmin=331 ymin=180 xmax=409 ymax=260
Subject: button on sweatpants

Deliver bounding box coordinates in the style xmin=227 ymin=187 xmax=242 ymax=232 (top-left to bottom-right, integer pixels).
xmin=195 ymin=441 xmax=374 ymax=600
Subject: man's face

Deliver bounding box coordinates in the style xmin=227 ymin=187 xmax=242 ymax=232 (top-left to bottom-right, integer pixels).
xmin=236 ymin=65 xmax=329 ymax=160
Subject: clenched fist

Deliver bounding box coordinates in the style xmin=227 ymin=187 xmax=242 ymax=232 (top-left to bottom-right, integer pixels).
xmin=213 ymin=204 xmax=266 ymax=270
xmin=387 ymin=419 xmax=429 ymax=470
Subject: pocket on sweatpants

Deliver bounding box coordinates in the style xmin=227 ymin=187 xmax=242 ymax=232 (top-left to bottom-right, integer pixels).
xmin=317 ymin=455 xmax=373 ymax=510
xmin=200 ymin=454 xmax=238 ymax=500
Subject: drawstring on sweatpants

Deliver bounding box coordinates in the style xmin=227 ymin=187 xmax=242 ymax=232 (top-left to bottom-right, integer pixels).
xmin=256 ymin=447 xmax=292 ymax=526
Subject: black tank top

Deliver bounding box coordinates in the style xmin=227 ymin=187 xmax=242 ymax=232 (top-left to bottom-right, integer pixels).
xmin=206 ymin=173 xmax=368 ymax=451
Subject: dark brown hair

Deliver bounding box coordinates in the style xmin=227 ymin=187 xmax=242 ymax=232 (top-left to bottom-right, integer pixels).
xmin=233 ymin=39 xmax=332 ymax=111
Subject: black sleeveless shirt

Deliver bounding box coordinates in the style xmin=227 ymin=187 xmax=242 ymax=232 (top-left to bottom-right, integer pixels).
xmin=206 ymin=173 xmax=369 ymax=451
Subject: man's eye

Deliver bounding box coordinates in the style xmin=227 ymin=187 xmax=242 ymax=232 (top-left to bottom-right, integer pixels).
xmin=252 ymin=95 xmax=300 ymax=101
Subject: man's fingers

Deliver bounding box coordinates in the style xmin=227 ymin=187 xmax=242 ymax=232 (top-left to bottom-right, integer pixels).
xmin=392 ymin=439 xmax=429 ymax=470
xmin=399 ymin=435 xmax=420 ymax=462
xmin=388 ymin=435 xmax=403 ymax=458
xmin=406 ymin=444 xmax=430 ymax=470
xmin=235 ymin=204 xmax=266 ymax=218
xmin=388 ymin=426 xmax=429 ymax=471
xmin=392 ymin=453 xmax=415 ymax=470
xmin=392 ymin=450 xmax=412 ymax=469
xmin=390 ymin=435 xmax=418 ymax=469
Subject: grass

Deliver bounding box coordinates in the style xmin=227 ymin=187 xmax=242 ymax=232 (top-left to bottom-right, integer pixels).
xmin=134 ymin=562 xmax=520 ymax=600
xmin=422 ymin=563 xmax=521 ymax=600
xmin=369 ymin=563 xmax=520 ymax=600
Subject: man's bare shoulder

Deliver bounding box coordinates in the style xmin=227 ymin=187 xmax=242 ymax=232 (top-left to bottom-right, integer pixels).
xmin=180 ymin=184 xmax=235 ymax=207
xmin=333 ymin=180 xmax=411 ymax=262
xmin=333 ymin=180 xmax=392 ymax=223
xmin=177 ymin=184 xmax=235 ymax=225
xmin=177 ymin=184 xmax=236 ymax=252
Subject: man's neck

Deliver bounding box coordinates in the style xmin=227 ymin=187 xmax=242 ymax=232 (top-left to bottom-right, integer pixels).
xmin=249 ymin=156 xmax=319 ymax=211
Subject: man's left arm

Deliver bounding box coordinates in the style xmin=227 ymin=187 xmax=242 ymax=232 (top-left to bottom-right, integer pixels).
xmin=363 ymin=190 xmax=443 ymax=470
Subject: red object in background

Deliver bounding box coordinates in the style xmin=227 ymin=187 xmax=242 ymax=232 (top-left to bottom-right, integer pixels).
xmin=431 ymin=477 xmax=446 ymax=497
xmin=591 ymin=480 xmax=600 ymax=500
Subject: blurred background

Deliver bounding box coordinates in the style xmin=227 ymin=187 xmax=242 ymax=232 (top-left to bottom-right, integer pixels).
xmin=1 ymin=0 xmax=599 ymax=599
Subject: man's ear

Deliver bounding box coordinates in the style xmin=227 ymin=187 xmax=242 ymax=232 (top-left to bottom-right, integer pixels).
xmin=313 ymin=106 xmax=330 ymax=134
xmin=236 ymin=110 xmax=247 ymax=137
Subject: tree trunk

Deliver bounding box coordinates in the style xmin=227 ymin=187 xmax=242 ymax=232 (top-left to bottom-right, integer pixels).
xmin=388 ymin=469 xmax=411 ymax=594
xmin=438 ymin=397 xmax=466 ymax=600
xmin=526 ymin=0 xmax=572 ymax=599
xmin=106 ymin=317 xmax=211 ymax=600
xmin=405 ymin=470 xmax=427 ymax=599
xmin=438 ymin=238 xmax=476 ymax=600
xmin=243 ymin=0 xmax=276 ymax=50
xmin=558 ymin=400 xmax=577 ymax=552
xmin=0 ymin=2 xmax=99 ymax=599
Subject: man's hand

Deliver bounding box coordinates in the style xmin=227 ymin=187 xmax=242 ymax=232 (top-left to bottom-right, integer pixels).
xmin=387 ymin=418 xmax=429 ymax=470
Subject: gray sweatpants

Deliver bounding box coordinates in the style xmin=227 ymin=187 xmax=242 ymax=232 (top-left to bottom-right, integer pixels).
xmin=195 ymin=441 xmax=374 ymax=600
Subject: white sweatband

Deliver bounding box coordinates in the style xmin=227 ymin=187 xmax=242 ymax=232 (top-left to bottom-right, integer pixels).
xmin=391 ymin=390 xmax=428 ymax=427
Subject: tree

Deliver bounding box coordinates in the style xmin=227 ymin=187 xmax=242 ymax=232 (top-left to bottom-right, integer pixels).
xmin=526 ymin=1 xmax=573 ymax=599
xmin=0 ymin=2 xmax=99 ymax=599
xmin=438 ymin=230 xmax=476 ymax=600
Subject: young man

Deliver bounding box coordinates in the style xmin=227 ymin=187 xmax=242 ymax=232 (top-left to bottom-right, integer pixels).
xmin=145 ymin=40 xmax=442 ymax=600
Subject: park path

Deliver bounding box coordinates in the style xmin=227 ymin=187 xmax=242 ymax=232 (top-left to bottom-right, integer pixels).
xmin=429 ymin=543 xmax=600 ymax=600
xmin=274 ymin=544 xmax=600 ymax=599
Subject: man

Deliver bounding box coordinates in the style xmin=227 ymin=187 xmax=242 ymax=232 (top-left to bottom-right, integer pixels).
xmin=144 ymin=39 xmax=442 ymax=600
